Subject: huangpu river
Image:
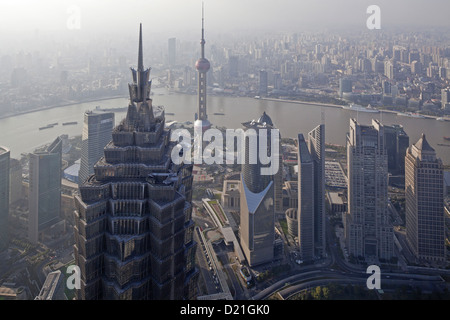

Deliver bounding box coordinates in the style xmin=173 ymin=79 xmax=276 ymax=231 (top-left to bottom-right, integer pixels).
xmin=0 ymin=89 xmax=449 ymax=164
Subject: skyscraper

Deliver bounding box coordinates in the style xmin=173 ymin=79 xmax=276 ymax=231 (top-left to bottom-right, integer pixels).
xmin=295 ymin=124 xmax=325 ymax=261
xmin=259 ymin=70 xmax=268 ymax=97
xmin=441 ymin=87 xmax=450 ymax=110
xmin=405 ymin=134 xmax=445 ymax=265
xmin=308 ymin=124 xmax=325 ymax=258
xmin=9 ymin=158 xmax=22 ymax=205
xmin=28 ymin=137 xmax=62 ymax=244
xmin=297 ymin=134 xmax=314 ymax=261
xmin=384 ymin=124 xmax=409 ymax=175
xmin=73 ymin=24 xmax=198 ymax=300
xmin=78 ymin=110 xmax=114 ymax=185
xmin=240 ymin=112 xmax=278 ymax=266
xmin=344 ymin=119 xmax=393 ymax=262
xmin=339 ymin=78 xmax=352 ymax=97
xmin=0 ymin=146 xmax=10 ymax=251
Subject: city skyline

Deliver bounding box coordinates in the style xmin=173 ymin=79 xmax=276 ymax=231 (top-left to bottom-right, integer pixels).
xmin=0 ymin=1 xmax=449 ymax=303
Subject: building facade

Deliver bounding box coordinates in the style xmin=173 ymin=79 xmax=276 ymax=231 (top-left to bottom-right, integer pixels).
xmin=384 ymin=124 xmax=409 ymax=175
xmin=28 ymin=137 xmax=62 ymax=244
xmin=308 ymin=124 xmax=325 ymax=258
xmin=73 ymin=25 xmax=198 ymax=300
xmin=344 ymin=119 xmax=394 ymax=262
xmin=297 ymin=134 xmax=315 ymax=261
xmin=0 ymin=147 xmax=10 ymax=251
xmin=9 ymin=158 xmax=22 ymax=205
xmin=78 ymin=110 xmax=114 ymax=185
xmin=405 ymin=134 xmax=445 ymax=265
xmin=239 ymin=112 xmax=278 ymax=266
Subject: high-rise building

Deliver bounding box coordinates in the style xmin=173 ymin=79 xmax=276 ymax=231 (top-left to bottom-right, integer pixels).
xmin=240 ymin=112 xmax=278 ymax=266
xmin=259 ymin=70 xmax=268 ymax=97
xmin=28 ymin=137 xmax=62 ymax=244
xmin=382 ymin=80 xmax=391 ymax=95
xmin=384 ymin=124 xmax=409 ymax=175
xmin=0 ymin=147 xmax=10 ymax=251
xmin=168 ymin=37 xmax=176 ymax=67
xmin=308 ymin=124 xmax=325 ymax=258
xmin=405 ymin=134 xmax=445 ymax=265
xmin=9 ymin=158 xmax=22 ymax=205
xmin=297 ymin=134 xmax=314 ymax=261
xmin=228 ymin=56 xmax=239 ymax=78
xmin=78 ymin=110 xmax=114 ymax=185
xmin=344 ymin=119 xmax=394 ymax=262
xmin=441 ymin=88 xmax=450 ymax=110
xmin=295 ymin=124 xmax=325 ymax=261
xmin=339 ymin=78 xmax=352 ymax=97
xmin=73 ymin=24 xmax=198 ymax=300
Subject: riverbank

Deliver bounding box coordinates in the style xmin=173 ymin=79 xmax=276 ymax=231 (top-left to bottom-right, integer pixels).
xmin=260 ymin=97 xmax=344 ymax=109
xmin=259 ymin=97 xmax=449 ymax=121
xmin=0 ymin=95 xmax=128 ymax=120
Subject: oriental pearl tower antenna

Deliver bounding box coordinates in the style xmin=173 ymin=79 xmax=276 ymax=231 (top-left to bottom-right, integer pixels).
xmin=194 ymin=2 xmax=211 ymax=132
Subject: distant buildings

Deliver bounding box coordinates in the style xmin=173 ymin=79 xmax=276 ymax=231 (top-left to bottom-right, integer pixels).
xmin=344 ymin=119 xmax=394 ymax=262
xmin=442 ymin=88 xmax=450 ymax=111
xmin=28 ymin=137 xmax=62 ymax=244
xmin=405 ymin=134 xmax=446 ymax=265
xmin=259 ymin=70 xmax=268 ymax=97
xmin=168 ymin=37 xmax=177 ymax=67
xmin=78 ymin=109 xmax=114 ymax=185
xmin=0 ymin=146 xmax=10 ymax=251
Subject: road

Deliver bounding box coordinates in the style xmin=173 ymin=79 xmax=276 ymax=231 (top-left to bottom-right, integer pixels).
xmin=250 ymin=214 xmax=449 ymax=300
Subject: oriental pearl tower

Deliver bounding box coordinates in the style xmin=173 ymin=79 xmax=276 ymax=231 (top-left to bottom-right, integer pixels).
xmin=194 ymin=4 xmax=211 ymax=133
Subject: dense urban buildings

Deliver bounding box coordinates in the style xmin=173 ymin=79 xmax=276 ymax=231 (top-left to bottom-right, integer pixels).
xmin=344 ymin=119 xmax=394 ymax=262
xmin=0 ymin=147 xmax=10 ymax=251
xmin=73 ymin=25 xmax=198 ymax=300
xmin=239 ymin=112 xmax=278 ymax=267
xmin=78 ymin=110 xmax=115 ymax=185
xmin=405 ymin=134 xmax=446 ymax=265
xmin=0 ymin=3 xmax=449 ymax=302
xmin=28 ymin=137 xmax=62 ymax=244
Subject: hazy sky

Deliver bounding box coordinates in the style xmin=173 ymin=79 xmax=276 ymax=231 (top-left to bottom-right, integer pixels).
xmin=0 ymin=0 xmax=449 ymax=41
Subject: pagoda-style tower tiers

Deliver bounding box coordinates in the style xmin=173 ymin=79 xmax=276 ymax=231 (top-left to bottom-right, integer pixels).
xmin=73 ymin=24 xmax=198 ymax=300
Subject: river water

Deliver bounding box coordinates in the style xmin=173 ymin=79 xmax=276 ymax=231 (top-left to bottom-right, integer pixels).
xmin=0 ymin=90 xmax=449 ymax=164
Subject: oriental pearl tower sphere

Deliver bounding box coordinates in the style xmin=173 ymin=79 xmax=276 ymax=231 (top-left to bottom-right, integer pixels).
xmin=194 ymin=4 xmax=211 ymax=133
